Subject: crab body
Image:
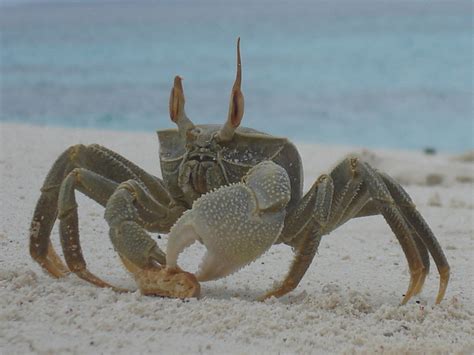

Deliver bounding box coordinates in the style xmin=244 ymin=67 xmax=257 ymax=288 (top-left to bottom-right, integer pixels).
xmin=158 ymin=124 xmax=302 ymax=211
xmin=29 ymin=39 xmax=450 ymax=304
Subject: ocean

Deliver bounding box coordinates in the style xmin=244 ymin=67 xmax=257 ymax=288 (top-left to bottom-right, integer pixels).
xmin=1 ymin=0 xmax=472 ymax=151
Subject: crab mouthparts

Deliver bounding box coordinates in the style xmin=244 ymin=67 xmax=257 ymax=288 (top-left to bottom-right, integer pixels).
xmin=188 ymin=153 xmax=216 ymax=162
xmin=188 ymin=160 xmax=216 ymax=194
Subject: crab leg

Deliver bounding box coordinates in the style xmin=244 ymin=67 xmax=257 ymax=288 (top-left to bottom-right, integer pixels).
xmin=30 ymin=144 xmax=176 ymax=282
xmin=379 ymin=172 xmax=450 ymax=304
xmin=329 ymin=160 xmax=432 ymax=297
xmin=58 ymin=166 xmax=181 ymax=291
xmin=356 ymin=162 xmax=426 ymax=304
xmin=93 ymin=145 xmax=173 ymax=203
xmin=275 ymin=158 xmax=437 ymax=304
xmin=104 ymin=179 xmax=187 ymax=295
xmin=260 ymin=175 xmax=333 ymax=300
xmin=58 ymin=168 xmax=123 ymax=290
xmin=30 ymin=148 xmax=75 ymax=277
xmin=350 ymin=197 xmax=431 ymax=296
xmin=260 ymin=222 xmax=322 ymax=301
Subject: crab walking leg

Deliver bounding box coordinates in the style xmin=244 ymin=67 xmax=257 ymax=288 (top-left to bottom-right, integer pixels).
xmin=320 ymin=158 xmax=427 ymax=304
xmin=357 ymin=162 xmax=425 ymax=304
xmin=167 ymin=161 xmax=292 ymax=284
xmin=339 ymin=186 xmax=431 ymax=296
xmin=259 ymin=224 xmax=322 ymax=301
xmin=30 ymin=149 xmax=73 ymax=277
xmin=104 ymin=180 xmax=185 ymax=294
xmin=260 ymin=175 xmax=333 ymax=300
xmin=379 ymin=172 xmax=450 ymax=303
xmin=30 ymin=144 xmax=175 ymax=278
xmin=92 ymin=145 xmax=173 ymax=204
xmin=275 ymin=158 xmax=431 ymax=303
xmin=58 ymin=168 xmax=126 ymax=290
xmin=328 ymin=158 xmax=431 ymax=297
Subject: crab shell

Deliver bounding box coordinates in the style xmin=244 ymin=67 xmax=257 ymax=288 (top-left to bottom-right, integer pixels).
xmin=157 ymin=124 xmax=303 ymax=211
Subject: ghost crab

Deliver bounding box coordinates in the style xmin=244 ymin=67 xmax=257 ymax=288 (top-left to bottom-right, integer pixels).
xmin=29 ymin=39 xmax=450 ymax=304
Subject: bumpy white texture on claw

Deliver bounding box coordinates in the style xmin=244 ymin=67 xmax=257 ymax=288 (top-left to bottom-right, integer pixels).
xmin=166 ymin=161 xmax=291 ymax=281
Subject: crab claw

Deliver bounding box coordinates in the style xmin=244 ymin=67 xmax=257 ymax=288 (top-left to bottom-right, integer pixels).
xmin=166 ymin=161 xmax=291 ymax=284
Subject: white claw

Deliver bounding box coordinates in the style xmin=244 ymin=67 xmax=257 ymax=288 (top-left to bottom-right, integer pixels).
xmin=166 ymin=161 xmax=291 ymax=281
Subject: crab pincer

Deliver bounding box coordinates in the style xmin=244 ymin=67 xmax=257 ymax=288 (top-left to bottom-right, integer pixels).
xmin=162 ymin=161 xmax=291 ymax=296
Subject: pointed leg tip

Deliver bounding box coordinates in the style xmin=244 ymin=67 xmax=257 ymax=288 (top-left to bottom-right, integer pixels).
xmin=413 ymin=271 xmax=428 ymax=296
xmin=435 ymin=285 xmax=448 ymax=304
xmin=435 ymin=266 xmax=450 ymax=304
xmin=258 ymin=280 xmax=296 ymax=302
xmin=35 ymin=255 xmax=70 ymax=278
xmin=401 ymin=280 xmax=417 ymax=305
xmin=34 ymin=243 xmax=70 ymax=278
xmin=401 ymin=268 xmax=427 ymax=305
xmin=257 ymin=287 xmax=284 ymax=302
xmin=400 ymin=290 xmax=413 ymax=305
xmin=75 ymin=269 xmax=118 ymax=290
xmin=40 ymin=262 xmax=70 ymax=278
xmin=400 ymin=292 xmax=415 ymax=305
xmin=257 ymin=292 xmax=272 ymax=302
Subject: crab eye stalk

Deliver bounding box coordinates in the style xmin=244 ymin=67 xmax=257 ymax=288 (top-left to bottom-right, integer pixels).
xmin=169 ymin=76 xmax=195 ymax=138
xmin=217 ymin=37 xmax=244 ymax=142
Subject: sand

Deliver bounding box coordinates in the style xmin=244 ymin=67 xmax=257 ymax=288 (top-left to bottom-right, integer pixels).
xmin=0 ymin=122 xmax=472 ymax=354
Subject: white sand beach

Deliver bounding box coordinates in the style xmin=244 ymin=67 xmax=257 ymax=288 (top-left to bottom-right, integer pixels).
xmin=0 ymin=122 xmax=472 ymax=354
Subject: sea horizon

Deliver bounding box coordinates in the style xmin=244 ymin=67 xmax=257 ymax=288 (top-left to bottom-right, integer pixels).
xmin=1 ymin=0 xmax=472 ymax=152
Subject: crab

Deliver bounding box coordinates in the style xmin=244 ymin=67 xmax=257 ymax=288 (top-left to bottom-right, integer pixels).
xmin=29 ymin=39 xmax=450 ymax=304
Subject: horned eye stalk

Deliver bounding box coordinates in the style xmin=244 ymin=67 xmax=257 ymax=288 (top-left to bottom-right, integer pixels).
xmin=169 ymin=76 xmax=195 ymax=138
xmin=217 ymin=37 xmax=244 ymax=142
xmin=169 ymin=38 xmax=244 ymax=142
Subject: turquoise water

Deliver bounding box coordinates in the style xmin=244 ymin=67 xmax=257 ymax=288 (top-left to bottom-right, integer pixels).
xmin=1 ymin=0 xmax=472 ymax=151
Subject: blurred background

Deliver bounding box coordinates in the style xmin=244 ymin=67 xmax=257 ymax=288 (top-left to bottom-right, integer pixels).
xmin=0 ymin=0 xmax=472 ymax=151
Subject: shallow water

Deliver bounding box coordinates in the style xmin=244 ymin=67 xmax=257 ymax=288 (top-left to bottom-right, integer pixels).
xmin=1 ymin=0 xmax=472 ymax=151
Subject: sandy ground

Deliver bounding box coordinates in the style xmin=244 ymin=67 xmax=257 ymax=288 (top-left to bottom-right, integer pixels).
xmin=0 ymin=122 xmax=472 ymax=354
